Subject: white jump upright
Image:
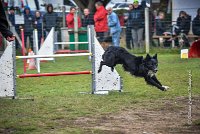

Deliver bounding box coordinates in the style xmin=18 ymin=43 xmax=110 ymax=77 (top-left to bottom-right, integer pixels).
xmin=0 ymin=42 xmax=16 ymax=98
xmin=89 ymin=25 xmax=122 ymax=94
xmin=38 ymin=27 xmax=55 ymax=61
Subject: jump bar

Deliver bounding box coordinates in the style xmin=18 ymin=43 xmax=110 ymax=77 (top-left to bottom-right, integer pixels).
xmin=55 ymin=50 xmax=89 ymax=54
xmin=17 ymin=71 xmax=92 ymax=78
xmin=54 ymin=42 xmax=89 ymax=45
xmin=16 ymin=53 xmax=92 ymax=59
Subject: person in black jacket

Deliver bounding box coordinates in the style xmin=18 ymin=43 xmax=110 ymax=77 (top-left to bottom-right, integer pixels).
xmin=23 ymin=6 xmax=34 ymax=49
xmin=192 ymin=8 xmax=200 ymax=36
xmin=43 ymin=4 xmax=58 ymax=46
xmin=128 ymin=0 xmax=144 ymax=48
xmin=8 ymin=6 xmax=15 ymax=26
xmin=82 ymin=8 xmax=94 ymax=27
xmin=175 ymin=11 xmax=191 ymax=35
xmin=124 ymin=4 xmax=133 ymax=49
xmin=33 ymin=11 xmax=43 ymax=48
xmin=155 ymin=11 xmax=166 ymax=36
xmin=155 ymin=11 xmax=171 ymax=47
xmin=43 ymin=4 xmax=58 ymax=32
xmin=0 ymin=2 xmax=15 ymax=41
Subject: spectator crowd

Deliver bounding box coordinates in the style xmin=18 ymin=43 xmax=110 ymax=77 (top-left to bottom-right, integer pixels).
xmin=3 ymin=0 xmax=200 ymax=50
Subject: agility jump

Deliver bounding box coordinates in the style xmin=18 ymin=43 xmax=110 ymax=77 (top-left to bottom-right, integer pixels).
xmin=0 ymin=25 xmax=122 ymax=98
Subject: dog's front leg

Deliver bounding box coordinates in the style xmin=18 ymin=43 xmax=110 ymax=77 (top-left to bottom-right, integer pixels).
xmin=145 ymin=76 xmax=165 ymax=91
xmin=152 ymin=75 xmax=170 ymax=90
xmin=151 ymin=75 xmax=162 ymax=86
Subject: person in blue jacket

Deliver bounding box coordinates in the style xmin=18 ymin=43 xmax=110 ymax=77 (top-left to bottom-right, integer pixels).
xmin=107 ymin=7 xmax=121 ymax=47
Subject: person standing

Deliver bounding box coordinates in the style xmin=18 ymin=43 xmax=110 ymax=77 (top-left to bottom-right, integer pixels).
xmin=66 ymin=7 xmax=81 ymax=29
xmin=192 ymin=8 xmax=200 ymax=36
xmin=0 ymin=1 xmax=15 ymax=41
xmin=23 ymin=6 xmax=34 ymax=49
xmin=43 ymin=4 xmax=58 ymax=50
xmin=8 ymin=6 xmax=15 ymax=26
xmin=107 ymin=7 xmax=121 ymax=47
xmin=33 ymin=11 xmax=43 ymax=48
xmin=82 ymin=8 xmax=94 ymax=27
xmin=94 ymin=1 xmax=108 ymax=42
xmin=43 ymin=4 xmax=58 ymax=34
xmin=124 ymin=4 xmax=133 ymax=49
xmin=128 ymin=0 xmax=144 ymax=48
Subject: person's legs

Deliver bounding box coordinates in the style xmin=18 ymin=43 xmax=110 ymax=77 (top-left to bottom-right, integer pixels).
xmin=112 ymin=31 xmax=120 ymax=47
xmin=126 ymin=28 xmax=132 ymax=49
xmin=137 ymin=28 xmax=144 ymax=48
xmin=24 ymin=33 xmax=28 ymax=49
xmin=116 ymin=31 xmax=121 ymax=47
xmin=38 ymin=32 xmax=42 ymax=49
xmin=54 ymin=31 xmax=58 ymax=51
xmin=131 ymin=29 xmax=138 ymax=48
xmin=29 ymin=32 xmax=33 ymax=50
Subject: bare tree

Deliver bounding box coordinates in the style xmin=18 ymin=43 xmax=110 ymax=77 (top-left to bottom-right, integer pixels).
xmin=72 ymin=0 xmax=111 ymax=12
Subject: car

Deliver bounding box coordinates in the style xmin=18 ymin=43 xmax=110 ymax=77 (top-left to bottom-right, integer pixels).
xmin=112 ymin=3 xmax=132 ymax=11
xmin=106 ymin=2 xmax=132 ymax=10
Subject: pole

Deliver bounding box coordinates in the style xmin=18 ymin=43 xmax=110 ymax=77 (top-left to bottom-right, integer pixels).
xmin=87 ymin=25 xmax=92 ymax=61
xmin=90 ymin=25 xmax=96 ymax=94
xmin=34 ymin=29 xmax=40 ymax=73
xmin=16 ymin=53 xmax=92 ymax=59
xmin=41 ymin=18 xmax=44 ymax=46
xmin=17 ymin=71 xmax=92 ymax=78
xmin=12 ymin=41 xmax=17 ymax=98
xmin=74 ymin=9 xmax=78 ymax=50
xmin=62 ymin=6 xmax=66 ymax=27
xmin=188 ymin=70 xmax=192 ymax=125
xmin=55 ymin=50 xmax=88 ymax=54
xmin=21 ymin=29 xmax=27 ymax=74
xmin=54 ymin=42 xmax=88 ymax=45
xmin=145 ymin=8 xmax=150 ymax=53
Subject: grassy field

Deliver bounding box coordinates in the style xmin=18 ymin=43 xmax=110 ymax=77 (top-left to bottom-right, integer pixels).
xmin=0 ymin=48 xmax=200 ymax=134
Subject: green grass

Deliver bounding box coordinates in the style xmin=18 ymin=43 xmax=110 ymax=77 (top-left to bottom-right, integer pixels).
xmin=0 ymin=49 xmax=200 ymax=133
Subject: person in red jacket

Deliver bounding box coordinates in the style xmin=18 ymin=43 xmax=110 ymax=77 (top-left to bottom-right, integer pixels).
xmin=66 ymin=7 xmax=81 ymax=29
xmin=94 ymin=2 xmax=108 ymax=42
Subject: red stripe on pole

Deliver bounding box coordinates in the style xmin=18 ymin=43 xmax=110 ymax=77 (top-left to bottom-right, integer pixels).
xmin=18 ymin=71 xmax=92 ymax=78
xmin=21 ymin=29 xmax=27 ymax=74
xmin=55 ymin=50 xmax=89 ymax=54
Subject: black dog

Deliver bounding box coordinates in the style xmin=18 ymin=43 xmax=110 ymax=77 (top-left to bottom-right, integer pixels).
xmin=98 ymin=46 xmax=169 ymax=91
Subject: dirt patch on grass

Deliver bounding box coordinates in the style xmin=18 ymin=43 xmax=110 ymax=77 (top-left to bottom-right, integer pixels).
xmin=74 ymin=96 xmax=200 ymax=134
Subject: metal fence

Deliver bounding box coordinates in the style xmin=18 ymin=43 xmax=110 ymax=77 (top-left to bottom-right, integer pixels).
xmin=5 ymin=6 xmax=200 ymax=53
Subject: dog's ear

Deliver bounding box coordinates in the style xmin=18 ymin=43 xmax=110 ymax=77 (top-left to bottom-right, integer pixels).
xmin=145 ymin=53 xmax=151 ymax=60
xmin=153 ymin=53 xmax=157 ymax=59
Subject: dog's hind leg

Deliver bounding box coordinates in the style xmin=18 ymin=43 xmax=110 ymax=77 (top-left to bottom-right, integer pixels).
xmin=111 ymin=67 xmax=114 ymax=72
xmin=98 ymin=61 xmax=105 ymax=73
